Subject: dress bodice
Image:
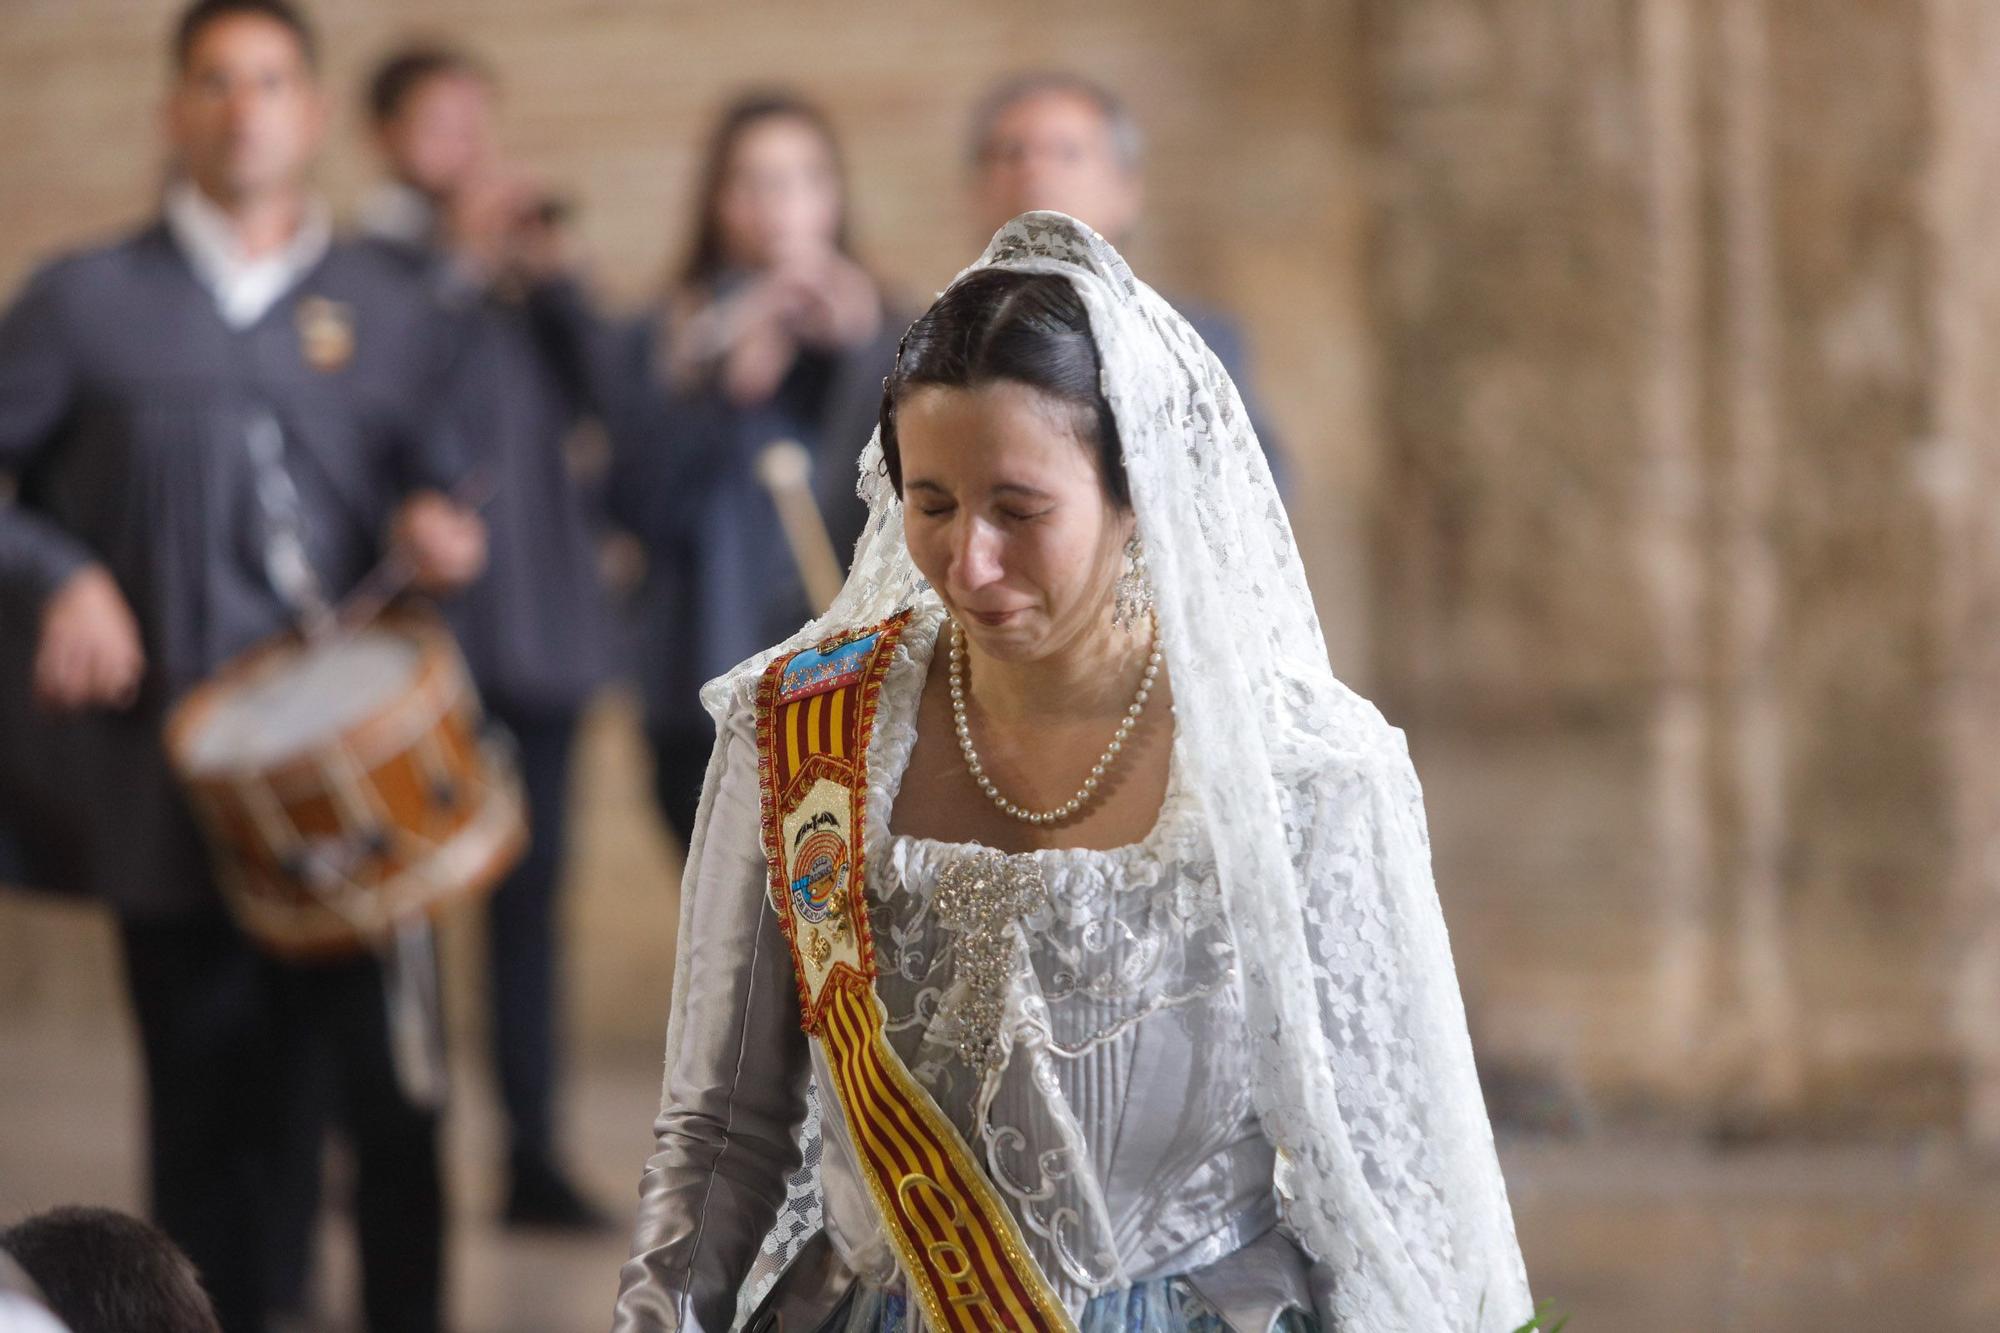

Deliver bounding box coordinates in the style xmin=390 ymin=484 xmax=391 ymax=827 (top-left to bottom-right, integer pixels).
xmin=805 ymin=607 xmax=1292 ymax=1316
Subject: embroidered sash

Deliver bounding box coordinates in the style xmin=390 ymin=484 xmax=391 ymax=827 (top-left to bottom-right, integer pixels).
xmin=753 ymin=610 xmax=1076 ymax=1333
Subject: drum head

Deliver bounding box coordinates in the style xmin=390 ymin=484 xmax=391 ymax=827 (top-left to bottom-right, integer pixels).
xmin=181 ymin=629 xmax=424 ymax=775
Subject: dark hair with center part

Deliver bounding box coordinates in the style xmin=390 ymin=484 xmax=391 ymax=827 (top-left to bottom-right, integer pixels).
xmin=172 ymin=0 xmax=319 ymax=74
xmin=2 ymin=1206 xmax=222 ymax=1333
xmin=366 ymin=45 xmax=491 ymax=125
xmin=879 ymin=269 xmax=1127 ymax=508
xmin=674 ymin=91 xmax=854 ymax=292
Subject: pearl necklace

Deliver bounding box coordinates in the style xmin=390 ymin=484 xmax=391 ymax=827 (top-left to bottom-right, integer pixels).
xmin=949 ymin=617 xmax=1161 ymax=826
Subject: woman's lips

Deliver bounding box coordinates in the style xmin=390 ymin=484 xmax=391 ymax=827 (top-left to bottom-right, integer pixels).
xmin=965 ymin=608 xmax=1025 ymax=628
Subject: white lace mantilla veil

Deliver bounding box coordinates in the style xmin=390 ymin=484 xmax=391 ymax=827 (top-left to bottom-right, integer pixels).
xmin=656 ymin=211 xmax=1534 ymax=1332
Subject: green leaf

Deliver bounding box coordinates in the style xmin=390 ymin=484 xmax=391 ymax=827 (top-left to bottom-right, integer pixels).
xmin=1508 ymin=1299 xmax=1571 ymax=1332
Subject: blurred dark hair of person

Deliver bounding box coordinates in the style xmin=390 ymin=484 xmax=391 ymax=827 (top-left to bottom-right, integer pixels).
xmin=367 ymin=45 xmax=496 ymax=199
xmin=172 ymin=0 xmax=319 ymax=74
xmin=677 ymin=91 xmax=855 ymax=288
xmin=362 ymin=43 xmax=576 ymax=289
xmin=0 ymin=1208 xmax=220 ymax=1333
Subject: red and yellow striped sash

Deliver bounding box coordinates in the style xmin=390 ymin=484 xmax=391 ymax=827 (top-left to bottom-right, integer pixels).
xmin=754 ymin=611 xmax=1075 ymax=1333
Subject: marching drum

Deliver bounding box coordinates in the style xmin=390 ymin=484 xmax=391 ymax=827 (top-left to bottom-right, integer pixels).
xmin=165 ymin=605 xmax=526 ymax=958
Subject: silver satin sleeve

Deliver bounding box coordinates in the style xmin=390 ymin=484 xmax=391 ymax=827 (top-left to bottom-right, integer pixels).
xmin=612 ymin=714 xmax=813 ymax=1333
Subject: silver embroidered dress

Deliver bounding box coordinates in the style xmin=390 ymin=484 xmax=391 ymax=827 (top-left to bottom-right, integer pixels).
xmin=611 ymin=607 xmax=1318 ymax=1333
xmin=859 ymin=608 xmax=1291 ymax=1305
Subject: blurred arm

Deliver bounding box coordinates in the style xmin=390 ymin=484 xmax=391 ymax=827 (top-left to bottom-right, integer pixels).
xmin=0 ymin=264 xmax=96 ymax=607
xmin=523 ymin=274 xmax=613 ymax=415
xmin=0 ymin=263 xmax=146 ymax=711
xmin=599 ymin=317 xmax=740 ymax=545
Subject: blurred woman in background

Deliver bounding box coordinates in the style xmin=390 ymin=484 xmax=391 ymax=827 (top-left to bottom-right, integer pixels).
xmin=603 ymin=91 xmax=902 ymax=844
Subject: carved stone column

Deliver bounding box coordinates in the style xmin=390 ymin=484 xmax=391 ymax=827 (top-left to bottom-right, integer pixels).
xmin=1362 ymin=0 xmax=1974 ymax=1134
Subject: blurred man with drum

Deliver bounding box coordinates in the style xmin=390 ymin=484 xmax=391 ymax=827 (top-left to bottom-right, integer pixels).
xmin=0 ymin=2 xmax=484 ymax=1329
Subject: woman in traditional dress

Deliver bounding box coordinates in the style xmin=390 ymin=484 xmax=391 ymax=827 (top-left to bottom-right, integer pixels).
xmin=610 ymin=212 xmax=1534 ymax=1333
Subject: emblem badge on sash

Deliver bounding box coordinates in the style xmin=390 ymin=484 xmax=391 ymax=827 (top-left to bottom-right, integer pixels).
xmin=790 ymin=821 xmax=849 ymax=925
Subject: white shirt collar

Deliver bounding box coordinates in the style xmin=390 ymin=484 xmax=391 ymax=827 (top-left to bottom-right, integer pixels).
xmin=163 ymin=179 xmax=332 ymax=329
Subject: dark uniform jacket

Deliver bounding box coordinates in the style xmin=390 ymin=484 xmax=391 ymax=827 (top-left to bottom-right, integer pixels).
xmin=588 ymin=297 xmax=903 ymax=736
xmin=0 ymin=221 xmax=475 ymax=916
xmin=359 ymin=233 xmax=615 ymax=717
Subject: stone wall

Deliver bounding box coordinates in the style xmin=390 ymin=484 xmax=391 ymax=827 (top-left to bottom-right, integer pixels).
xmin=1363 ymin=0 xmax=1999 ymax=1140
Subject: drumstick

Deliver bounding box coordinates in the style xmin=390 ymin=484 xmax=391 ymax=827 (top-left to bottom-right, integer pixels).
xmin=383 ymin=917 xmax=449 ymax=1111
xmin=329 ymin=467 xmax=499 ymax=639
xmin=755 ymin=439 xmax=846 ymax=615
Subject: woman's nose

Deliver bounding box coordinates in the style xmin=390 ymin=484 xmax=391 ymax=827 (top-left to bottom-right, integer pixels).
xmin=950 ymin=517 xmax=1004 ymax=591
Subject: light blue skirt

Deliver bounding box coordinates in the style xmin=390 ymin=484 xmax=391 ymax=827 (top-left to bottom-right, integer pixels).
xmin=831 ymin=1274 xmax=1321 ymax=1333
